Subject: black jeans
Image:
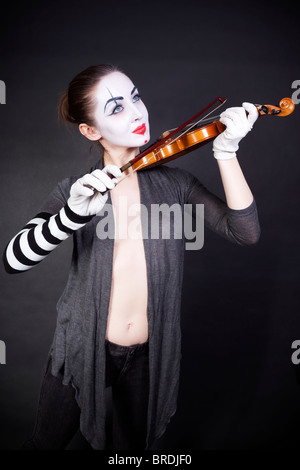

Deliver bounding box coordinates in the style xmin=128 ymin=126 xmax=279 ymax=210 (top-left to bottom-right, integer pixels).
xmin=22 ymin=340 xmax=149 ymax=450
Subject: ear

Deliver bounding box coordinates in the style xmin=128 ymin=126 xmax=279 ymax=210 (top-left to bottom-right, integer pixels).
xmin=79 ymin=123 xmax=102 ymax=141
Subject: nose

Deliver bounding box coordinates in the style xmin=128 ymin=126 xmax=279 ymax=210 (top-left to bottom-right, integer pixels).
xmin=130 ymin=103 xmax=143 ymax=121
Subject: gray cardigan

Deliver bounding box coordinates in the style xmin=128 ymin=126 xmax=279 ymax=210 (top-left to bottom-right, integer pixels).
xmin=7 ymin=159 xmax=261 ymax=449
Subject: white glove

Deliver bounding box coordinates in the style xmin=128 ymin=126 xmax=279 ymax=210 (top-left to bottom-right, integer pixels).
xmin=213 ymin=102 xmax=259 ymax=160
xmin=67 ymin=164 xmax=122 ymax=216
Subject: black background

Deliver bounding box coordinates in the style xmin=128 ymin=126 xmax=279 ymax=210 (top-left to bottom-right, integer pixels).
xmin=0 ymin=0 xmax=300 ymax=450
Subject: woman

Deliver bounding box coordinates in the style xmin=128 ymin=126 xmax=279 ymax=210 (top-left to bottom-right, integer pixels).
xmin=3 ymin=64 xmax=260 ymax=450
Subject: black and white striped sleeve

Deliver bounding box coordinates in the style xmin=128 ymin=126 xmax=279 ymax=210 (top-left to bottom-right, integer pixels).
xmin=3 ymin=204 xmax=94 ymax=274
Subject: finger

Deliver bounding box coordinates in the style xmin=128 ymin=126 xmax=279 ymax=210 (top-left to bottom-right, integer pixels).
xmin=103 ymin=164 xmax=122 ymax=178
xmin=219 ymin=116 xmax=237 ymax=133
xmin=219 ymin=115 xmax=231 ymax=127
xmin=81 ymin=173 xmax=108 ymax=193
xmin=71 ymin=180 xmax=95 ymax=197
xmin=222 ymin=110 xmax=247 ymax=130
xmin=242 ymin=102 xmax=259 ymax=127
xmin=220 ymin=107 xmax=248 ymax=134
xmin=220 ymin=107 xmax=246 ymax=120
xmin=90 ymin=170 xmax=116 ymax=190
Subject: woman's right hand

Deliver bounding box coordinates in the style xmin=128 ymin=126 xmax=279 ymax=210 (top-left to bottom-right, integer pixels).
xmin=67 ymin=164 xmax=122 ymax=216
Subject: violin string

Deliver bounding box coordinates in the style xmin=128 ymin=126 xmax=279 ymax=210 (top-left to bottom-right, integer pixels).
xmin=114 ymin=160 xmax=145 ymax=186
xmin=165 ymin=101 xmax=226 ymax=147
xmin=114 ymin=101 xmax=225 ymax=189
xmin=164 ymin=114 xmax=220 ymax=134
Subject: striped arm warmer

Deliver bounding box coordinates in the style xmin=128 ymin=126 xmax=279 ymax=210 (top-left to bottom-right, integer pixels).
xmin=3 ymin=204 xmax=94 ymax=274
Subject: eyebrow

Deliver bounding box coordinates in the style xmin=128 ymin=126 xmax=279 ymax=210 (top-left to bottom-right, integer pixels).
xmin=104 ymin=86 xmax=138 ymax=112
xmin=104 ymin=95 xmax=123 ymax=112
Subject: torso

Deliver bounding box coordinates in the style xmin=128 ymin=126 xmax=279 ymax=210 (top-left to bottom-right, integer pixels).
xmin=105 ymin=171 xmax=148 ymax=346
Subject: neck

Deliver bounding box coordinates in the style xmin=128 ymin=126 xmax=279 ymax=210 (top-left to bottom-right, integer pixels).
xmin=102 ymin=143 xmax=140 ymax=169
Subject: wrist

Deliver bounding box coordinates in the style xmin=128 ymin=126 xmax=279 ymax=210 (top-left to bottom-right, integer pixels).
xmin=58 ymin=203 xmax=95 ymax=234
xmin=213 ymin=135 xmax=240 ymax=160
xmin=213 ymin=150 xmax=237 ymax=160
xmin=65 ymin=202 xmax=95 ymax=222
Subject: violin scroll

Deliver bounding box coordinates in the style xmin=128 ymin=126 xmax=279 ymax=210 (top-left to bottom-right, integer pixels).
xmin=256 ymin=97 xmax=295 ymax=117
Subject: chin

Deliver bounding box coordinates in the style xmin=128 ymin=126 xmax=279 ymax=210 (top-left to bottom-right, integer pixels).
xmin=127 ymin=136 xmax=150 ymax=149
xmin=140 ymin=132 xmax=150 ymax=147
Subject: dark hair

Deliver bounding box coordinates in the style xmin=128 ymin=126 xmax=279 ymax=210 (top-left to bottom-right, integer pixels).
xmin=58 ymin=64 xmax=122 ymax=126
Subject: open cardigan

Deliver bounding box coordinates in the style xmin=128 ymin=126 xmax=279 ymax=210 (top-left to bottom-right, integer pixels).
xmin=3 ymin=159 xmax=260 ymax=448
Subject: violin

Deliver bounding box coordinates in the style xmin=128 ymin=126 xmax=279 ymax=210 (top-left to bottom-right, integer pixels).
xmin=120 ymin=97 xmax=295 ymax=174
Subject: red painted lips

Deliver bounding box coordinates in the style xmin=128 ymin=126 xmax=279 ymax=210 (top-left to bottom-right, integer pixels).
xmin=132 ymin=123 xmax=146 ymax=135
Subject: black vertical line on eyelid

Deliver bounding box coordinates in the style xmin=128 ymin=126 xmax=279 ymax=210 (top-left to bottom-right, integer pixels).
xmin=104 ymin=87 xmax=123 ymax=112
xmin=131 ymin=86 xmax=137 ymax=95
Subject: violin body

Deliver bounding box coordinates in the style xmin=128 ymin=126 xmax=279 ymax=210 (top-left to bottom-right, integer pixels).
xmin=131 ymin=120 xmax=225 ymax=171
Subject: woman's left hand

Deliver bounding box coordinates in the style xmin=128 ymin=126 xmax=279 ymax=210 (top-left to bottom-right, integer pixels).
xmin=213 ymin=102 xmax=259 ymax=160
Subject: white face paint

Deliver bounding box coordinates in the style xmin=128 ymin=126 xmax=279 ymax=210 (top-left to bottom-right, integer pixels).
xmin=94 ymin=71 xmax=150 ymax=149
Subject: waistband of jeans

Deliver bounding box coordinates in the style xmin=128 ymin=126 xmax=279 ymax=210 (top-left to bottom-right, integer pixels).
xmin=105 ymin=338 xmax=149 ymax=356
